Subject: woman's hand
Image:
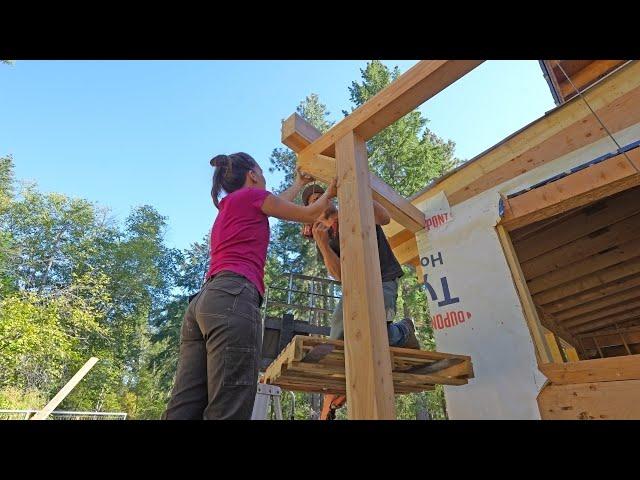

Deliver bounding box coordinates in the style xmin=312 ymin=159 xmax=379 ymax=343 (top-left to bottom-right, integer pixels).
xmin=325 ymin=177 xmax=338 ymax=198
xmin=311 ymin=177 xmax=338 ymax=220
xmin=295 ymin=167 xmax=315 ymax=186
xmin=262 ymin=177 xmax=338 ymax=224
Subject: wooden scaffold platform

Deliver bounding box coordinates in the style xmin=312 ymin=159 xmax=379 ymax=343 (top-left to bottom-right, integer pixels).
xmin=262 ymin=335 xmax=474 ymax=395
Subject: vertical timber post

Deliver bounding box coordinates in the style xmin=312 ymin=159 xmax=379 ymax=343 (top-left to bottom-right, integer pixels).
xmin=335 ymin=130 xmax=396 ymax=420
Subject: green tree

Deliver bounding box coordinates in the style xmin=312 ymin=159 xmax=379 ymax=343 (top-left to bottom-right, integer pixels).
xmin=138 ymin=235 xmax=211 ymax=418
xmin=0 ymin=156 xmax=16 ymax=296
xmin=267 ymin=94 xmax=335 ymax=281
xmin=0 ymin=158 xmax=182 ymax=416
xmin=345 ymin=60 xmax=458 ymax=196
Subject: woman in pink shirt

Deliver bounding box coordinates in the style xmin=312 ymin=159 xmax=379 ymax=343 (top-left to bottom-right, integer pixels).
xmin=164 ymin=152 xmax=336 ymax=420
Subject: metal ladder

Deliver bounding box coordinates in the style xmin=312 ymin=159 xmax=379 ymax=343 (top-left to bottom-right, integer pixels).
xmin=250 ymin=384 xmax=295 ymax=420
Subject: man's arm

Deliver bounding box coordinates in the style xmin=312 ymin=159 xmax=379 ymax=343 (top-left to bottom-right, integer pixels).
xmin=373 ymin=200 xmax=391 ymax=225
xmin=313 ymin=222 xmax=342 ymax=282
xmin=277 ymin=167 xmax=314 ymax=203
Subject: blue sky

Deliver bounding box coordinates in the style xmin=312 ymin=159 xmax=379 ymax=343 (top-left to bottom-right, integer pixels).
xmin=0 ymin=60 xmax=556 ymax=251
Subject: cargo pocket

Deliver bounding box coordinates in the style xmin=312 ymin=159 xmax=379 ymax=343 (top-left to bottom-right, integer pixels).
xmin=223 ymin=346 xmax=256 ymax=386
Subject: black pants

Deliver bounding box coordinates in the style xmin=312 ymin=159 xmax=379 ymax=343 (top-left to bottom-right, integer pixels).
xmin=163 ymin=271 xmax=263 ymax=420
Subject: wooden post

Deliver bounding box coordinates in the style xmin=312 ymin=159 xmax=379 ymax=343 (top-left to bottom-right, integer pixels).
xmin=496 ymin=225 xmax=553 ymax=364
xmin=31 ymin=357 xmax=99 ymax=420
xmin=335 ymin=130 xmax=396 ymax=420
xmin=544 ymin=330 xmax=564 ymax=363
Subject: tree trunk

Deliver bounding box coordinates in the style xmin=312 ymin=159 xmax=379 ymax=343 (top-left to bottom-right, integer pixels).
xmin=402 ymin=280 xmax=411 ymax=319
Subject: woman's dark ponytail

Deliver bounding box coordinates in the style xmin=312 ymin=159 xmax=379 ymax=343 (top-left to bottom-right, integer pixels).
xmin=209 ymin=152 xmax=258 ymax=208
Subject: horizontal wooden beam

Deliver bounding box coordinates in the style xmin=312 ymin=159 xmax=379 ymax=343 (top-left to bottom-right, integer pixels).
xmin=283 ymin=114 xmax=426 ymax=234
xmin=410 ymin=61 xmax=640 ymax=208
xmin=386 ymin=60 xmax=640 ymax=258
xmin=281 ymin=111 xmax=322 ymax=151
xmin=287 ymin=61 xmax=640 ymax=269
xmin=540 ymin=354 xmax=640 ymax=384
xmin=501 ymin=149 xmax=640 ymax=231
xmin=538 ymin=378 xmax=640 ymax=420
xmin=296 ymin=60 xmax=483 ymax=159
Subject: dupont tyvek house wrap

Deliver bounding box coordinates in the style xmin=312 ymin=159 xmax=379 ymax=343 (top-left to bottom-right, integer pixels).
xmin=414 ymin=122 xmax=640 ymax=419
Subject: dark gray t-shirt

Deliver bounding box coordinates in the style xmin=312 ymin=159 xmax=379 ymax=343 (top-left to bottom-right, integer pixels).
xmin=317 ymin=224 xmax=404 ymax=282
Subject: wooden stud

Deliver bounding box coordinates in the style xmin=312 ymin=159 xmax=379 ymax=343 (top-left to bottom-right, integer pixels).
xmin=616 ymin=324 xmax=633 ymax=355
xmin=336 ymin=130 xmax=396 ymax=419
xmin=544 ymin=330 xmax=565 ymax=363
xmin=592 ymin=335 xmax=604 ymax=358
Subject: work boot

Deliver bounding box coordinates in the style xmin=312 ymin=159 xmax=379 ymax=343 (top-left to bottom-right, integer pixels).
xmin=398 ymin=318 xmax=421 ymax=350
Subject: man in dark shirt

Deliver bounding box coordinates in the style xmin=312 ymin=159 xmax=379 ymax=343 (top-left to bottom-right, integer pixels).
xmin=302 ymin=184 xmax=420 ymax=349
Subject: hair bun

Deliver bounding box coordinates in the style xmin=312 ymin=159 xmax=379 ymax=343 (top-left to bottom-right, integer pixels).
xmin=210 ymin=154 xmax=229 ymax=167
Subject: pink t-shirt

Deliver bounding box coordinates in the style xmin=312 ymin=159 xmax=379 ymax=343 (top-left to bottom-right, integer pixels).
xmin=206 ymin=187 xmax=272 ymax=296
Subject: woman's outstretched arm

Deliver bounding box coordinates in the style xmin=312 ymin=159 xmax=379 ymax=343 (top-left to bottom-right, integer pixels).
xmin=262 ymin=177 xmax=337 ymax=223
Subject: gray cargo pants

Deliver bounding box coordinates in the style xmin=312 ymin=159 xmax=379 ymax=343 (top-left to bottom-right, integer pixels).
xmin=329 ymin=279 xmax=399 ymax=340
xmin=163 ymin=271 xmax=262 ymax=420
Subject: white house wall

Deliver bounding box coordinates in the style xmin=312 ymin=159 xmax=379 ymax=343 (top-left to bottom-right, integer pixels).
xmin=414 ymin=121 xmax=640 ymax=419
